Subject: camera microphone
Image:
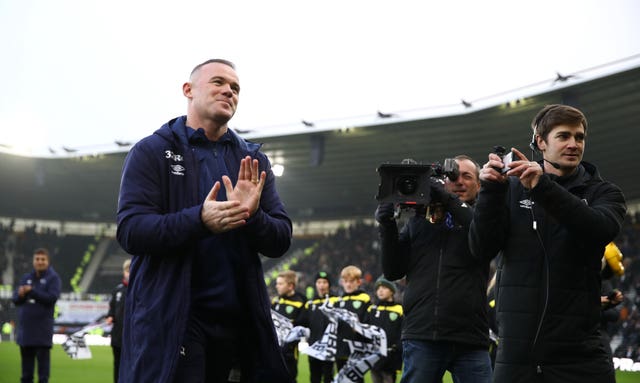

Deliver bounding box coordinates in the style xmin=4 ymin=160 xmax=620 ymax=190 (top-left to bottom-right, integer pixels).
xmin=544 ymin=159 xmax=561 ymax=169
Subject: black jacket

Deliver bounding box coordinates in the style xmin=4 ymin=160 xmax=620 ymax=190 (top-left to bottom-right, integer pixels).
xmin=107 ymin=281 xmax=127 ymax=348
xmin=469 ymin=162 xmax=626 ymax=383
xmin=271 ymin=291 xmax=307 ymax=325
xmin=333 ymin=290 xmax=371 ymax=359
xmin=272 ymin=290 xmax=306 ymax=360
xmin=301 ymin=294 xmax=336 ymax=345
xmin=380 ymin=195 xmax=490 ymax=348
xmin=365 ymin=300 xmax=403 ymax=372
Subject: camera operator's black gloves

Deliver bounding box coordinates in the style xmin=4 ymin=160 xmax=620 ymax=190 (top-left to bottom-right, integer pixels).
xmin=429 ymin=177 xmax=450 ymax=204
xmin=375 ymin=203 xmax=396 ymax=226
xmin=429 ymin=177 xmax=474 ymax=227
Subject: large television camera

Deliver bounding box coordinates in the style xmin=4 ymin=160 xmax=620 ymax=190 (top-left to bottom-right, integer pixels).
xmin=375 ymin=158 xmax=459 ymax=205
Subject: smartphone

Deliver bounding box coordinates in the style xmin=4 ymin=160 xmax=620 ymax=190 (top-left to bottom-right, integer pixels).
xmin=501 ymin=151 xmax=514 ymax=174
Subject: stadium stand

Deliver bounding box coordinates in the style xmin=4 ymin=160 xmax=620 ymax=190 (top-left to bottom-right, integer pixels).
xmin=267 ymin=220 xmax=399 ymax=303
xmin=1 ymin=210 xmax=640 ymax=362
xmin=88 ymin=239 xmax=131 ymax=294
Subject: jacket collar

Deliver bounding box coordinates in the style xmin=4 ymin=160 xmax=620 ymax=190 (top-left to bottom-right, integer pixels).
xmin=154 ymin=116 xmax=262 ymax=155
xmin=545 ymin=161 xmax=601 ymax=191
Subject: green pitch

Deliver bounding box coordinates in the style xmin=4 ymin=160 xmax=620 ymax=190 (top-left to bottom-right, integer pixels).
xmin=0 ymin=342 xmax=431 ymax=383
xmin=1 ymin=342 xmax=637 ymax=383
xmin=0 ymin=342 xmax=112 ymax=383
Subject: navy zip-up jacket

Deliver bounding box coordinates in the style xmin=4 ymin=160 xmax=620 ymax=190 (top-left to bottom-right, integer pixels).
xmin=116 ymin=116 xmax=293 ymax=383
xmin=12 ymin=267 xmax=61 ymax=347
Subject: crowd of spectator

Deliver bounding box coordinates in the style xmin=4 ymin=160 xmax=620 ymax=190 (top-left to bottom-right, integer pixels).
xmin=289 ymin=220 xmax=391 ymax=299
xmin=2 ymin=212 xmax=640 ymax=361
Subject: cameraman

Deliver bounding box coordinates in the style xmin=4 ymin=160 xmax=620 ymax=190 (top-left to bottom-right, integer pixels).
xmin=376 ymin=155 xmax=492 ymax=383
xmin=469 ymin=104 xmax=626 ymax=383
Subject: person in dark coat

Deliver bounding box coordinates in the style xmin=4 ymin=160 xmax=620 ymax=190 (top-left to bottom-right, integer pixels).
xmin=12 ymin=248 xmax=61 ymax=383
xmin=301 ymin=271 xmax=336 ymax=383
xmin=469 ymin=104 xmax=627 ymax=383
xmin=365 ymin=276 xmax=403 ymax=383
xmin=116 ymin=58 xmax=293 ymax=383
xmin=106 ymin=258 xmax=130 ymax=383
xmin=376 ymin=155 xmax=492 ymax=383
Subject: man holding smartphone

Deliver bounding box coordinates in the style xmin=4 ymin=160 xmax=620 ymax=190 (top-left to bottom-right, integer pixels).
xmin=469 ymin=104 xmax=626 ymax=383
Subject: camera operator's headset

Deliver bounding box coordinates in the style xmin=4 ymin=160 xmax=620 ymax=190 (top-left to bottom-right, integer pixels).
xmin=529 ymin=104 xmax=562 ymax=170
xmin=529 ymin=105 xmax=553 ymax=153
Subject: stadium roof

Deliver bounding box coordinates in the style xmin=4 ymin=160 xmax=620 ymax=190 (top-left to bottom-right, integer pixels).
xmin=1 ymin=66 xmax=639 ymax=225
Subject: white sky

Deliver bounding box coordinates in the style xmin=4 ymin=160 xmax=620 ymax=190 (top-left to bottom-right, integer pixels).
xmin=1 ymin=0 xmax=639 ymax=156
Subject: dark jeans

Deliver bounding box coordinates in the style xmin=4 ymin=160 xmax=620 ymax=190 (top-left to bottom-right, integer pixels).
xmin=308 ymin=356 xmax=334 ymax=383
xmin=20 ymin=346 xmax=51 ymax=383
xmin=400 ymin=339 xmax=492 ymax=383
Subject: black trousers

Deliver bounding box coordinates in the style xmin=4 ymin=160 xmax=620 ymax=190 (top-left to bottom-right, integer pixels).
xmin=309 ymin=356 xmax=334 ymax=383
xmin=112 ymin=346 xmax=121 ymax=383
xmin=20 ymin=346 xmax=51 ymax=383
xmin=173 ymin=313 xmax=243 ymax=383
xmin=282 ymin=343 xmax=298 ymax=380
